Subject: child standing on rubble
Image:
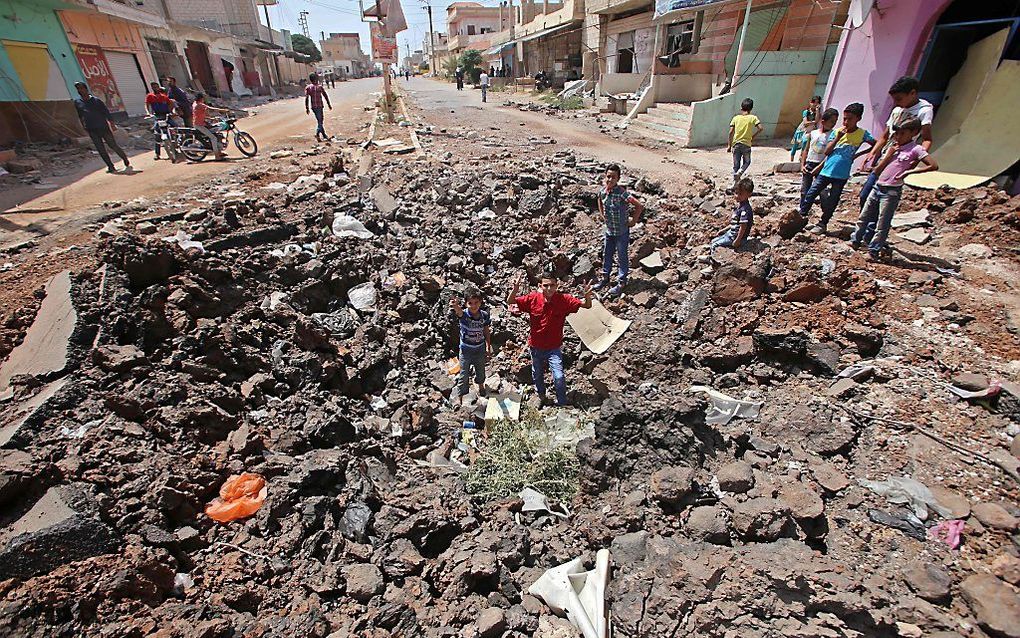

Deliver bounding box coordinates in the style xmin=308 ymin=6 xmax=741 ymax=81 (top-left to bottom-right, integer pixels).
xmin=799 ymin=102 xmax=875 ymax=235
xmin=508 ymin=266 xmax=592 ymax=406
xmin=594 ymin=163 xmax=644 ymax=297
xmin=851 ymin=118 xmax=937 ymax=259
xmin=727 ymin=98 xmax=763 ymax=185
xmin=711 ymin=177 xmax=754 ymax=250
xmin=800 ymin=107 xmax=839 ymax=200
xmin=450 ymin=287 xmax=492 ymax=403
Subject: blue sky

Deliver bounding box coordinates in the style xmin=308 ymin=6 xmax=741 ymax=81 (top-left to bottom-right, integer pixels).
xmin=262 ymin=0 xmax=508 ymax=61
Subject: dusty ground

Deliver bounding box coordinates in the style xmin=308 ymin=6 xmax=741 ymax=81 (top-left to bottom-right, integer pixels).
xmin=0 ymin=76 xmax=1018 ymax=638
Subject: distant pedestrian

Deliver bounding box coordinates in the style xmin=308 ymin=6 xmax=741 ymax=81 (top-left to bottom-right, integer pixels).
xmin=479 ymin=70 xmax=489 ymax=102
xmin=145 ymin=81 xmax=175 ymax=160
xmin=594 ymin=163 xmax=644 ymax=296
xmin=800 ymin=102 xmax=876 ymax=235
xmin=851 ymin=118 xmax=937 ymax=259
xmin=455 ymin=66 xmax=464 ymax=90
xmin=165 ymin=76 xmax=192 ymax=127
xmin=450 ymin=286 xmax=492 ymax=403
xmin=405 ymin=68 xmax=411 ymax=81
xmin=789 ymin=95 xmax=821 ymax=161
xmin=305 ymin=73 xmax=332 ymax=142
xmin=73 ymin=82 xmax=130 ymax=174
xmin=727 ymin=98 xmax=763 ymax=186
xmin=858 ymin=76 xmax=934 ymax=209
xmin=800 ymin=107 xmax=839 ymax=200
xmin=490 ymin=65 xmax=495 ymax=77
xmin=711 ymin=177 xmax=754 ymax=251
xmin=508 ymin=266 xmax=592 ymax=407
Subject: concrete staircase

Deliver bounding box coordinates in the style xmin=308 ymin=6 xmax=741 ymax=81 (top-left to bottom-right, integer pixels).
xmin=627 ymin=102 xmax=692 ymax=146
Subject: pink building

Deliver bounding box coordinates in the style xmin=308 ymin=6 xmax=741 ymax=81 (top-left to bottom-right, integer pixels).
xmin=823 ymin=0 xmax=1019 ymax=135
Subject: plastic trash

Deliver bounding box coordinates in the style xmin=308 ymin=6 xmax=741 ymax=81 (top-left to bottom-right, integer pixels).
xmin=476 ymin=208 xmax=496 ymax=220
xmin=347 ymin=282 xmax=377 ymax=311
xmin=173 ymin=572 xmax=194 ymax=595
xmin=162 ymin=230 xmax=205 ymax=253
xmin=310 ymin=310 xmax=358 ymax=337
xmin=447 ymin=357 xmax=461 ymax=376
xmin=688 ymin=385 xmax=762 ymax=426
xmin=520 ymin=487 xmax=570 ymax=519
xmin=528 ymin=549 xmax=610 ymax=638
xmin=947 ymin=381 xmax=1001 ymax=400
xmin=260 ymin=291 xmax=288 ymax=311
xmin=868 ymin=508 xmax=927 ymax=541
xmin=205 ymin=472 xmax=268 ymax=523
xmin=859 ymin=476 xmax=952 ymax=521
xmin=929 ymin=519 xmax=964 ymax=549
xmin=382 ymin=272 xmax=407 ymax=288
xmin=332 ymin=214 xmax=375 ymax=239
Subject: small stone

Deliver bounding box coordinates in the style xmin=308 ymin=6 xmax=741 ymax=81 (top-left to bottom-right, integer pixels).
xmin=686 ymin=505 xmax=730 ymax=544
xmin=731 ymin=498 xmax=792 ymax=541
xmin=972 ymin=502 xmax=1019 ymax=531
xmin=716 ymin=461 xmax=754 ymax=493
xmin=342 ymin=563 xmax=384 ymax=602
xmin=902 ymin=561 xmax=952 ymax=602
xmin=649 ymin=466 xmax=696 ymax=507
xmin=992 ymin=554 xmax=1020 ymax=586
xmin=826 ymin=377 xmax=857 ymax=398
xmin=960 ymin=573 xmax=1020 ymax=638
xmin=930 ymin=486 xmax=970 ymax=519
xmin=951 ymin=372 xmax=989 ymax=392
xmin=810 ymin=461 xmax=849 ymax=493
xmin=93 ymin=344 xmax=147 ymax=373
xmin=476 ymin=607 xmax=506 ymax=638
xmin=136 ymin=221 xmax=157 ymax=235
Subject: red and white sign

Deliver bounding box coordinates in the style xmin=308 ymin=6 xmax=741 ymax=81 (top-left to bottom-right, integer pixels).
xmin=370 ymin=22 xmax=398 ymax=64
xmin=74 ymin=44 xmax=126 ymax=114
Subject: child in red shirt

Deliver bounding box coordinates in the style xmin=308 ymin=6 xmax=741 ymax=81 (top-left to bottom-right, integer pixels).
xmin=507 ymin=267 xmax=592 ymax=405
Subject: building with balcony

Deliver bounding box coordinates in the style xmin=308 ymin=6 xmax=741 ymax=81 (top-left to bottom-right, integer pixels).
xmin=481 ymin=0 xmax=581 ymax=84
xmin=320 ymin=32 xmax=370 ymax=78
xmin=446 ymin=2 xmax=509 ymax=58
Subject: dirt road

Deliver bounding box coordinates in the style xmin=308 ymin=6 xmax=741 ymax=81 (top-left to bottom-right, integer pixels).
xmin=1 ymin=79 xmax=380 ymax=249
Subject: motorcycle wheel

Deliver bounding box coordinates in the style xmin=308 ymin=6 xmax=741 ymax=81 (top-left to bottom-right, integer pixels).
xmin=234 ymin=131 xmax=258 ymax=157
xmin=179 ymin=132 xmax=209 ymax=162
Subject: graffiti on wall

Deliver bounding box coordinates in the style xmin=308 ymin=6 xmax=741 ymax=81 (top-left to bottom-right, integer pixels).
xmin=74 ymin=44 xmax=126 ymax=113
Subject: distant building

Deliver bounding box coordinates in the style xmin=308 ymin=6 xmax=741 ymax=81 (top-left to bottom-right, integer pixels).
xmin=446 ymin=2 xmax=508 ymax=59
xmin=423 ymin=32 xmax=450 ymax=73
xmin=320 ymin=32 xmax=371 ymax=78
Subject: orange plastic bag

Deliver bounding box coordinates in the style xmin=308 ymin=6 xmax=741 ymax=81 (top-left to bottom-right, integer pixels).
xmin=205 ymin=472 xmax=268 ymax=523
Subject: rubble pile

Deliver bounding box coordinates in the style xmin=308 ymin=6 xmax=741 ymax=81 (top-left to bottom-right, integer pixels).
xmin=0 ymin=144 xmax=1018 ymax=638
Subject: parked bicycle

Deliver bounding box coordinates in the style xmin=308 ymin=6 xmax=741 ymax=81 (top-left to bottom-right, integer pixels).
xmin=180 ymin=116 xmax=258 ymax=162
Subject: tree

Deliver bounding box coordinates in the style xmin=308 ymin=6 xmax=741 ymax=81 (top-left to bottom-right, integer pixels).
xmin=459 ymin=49 xmax=483 ymax=84
xmin=291 ymin=34 xmax=322 ymax=63
xmin=442 ymin=56 xmax=459 ymax=80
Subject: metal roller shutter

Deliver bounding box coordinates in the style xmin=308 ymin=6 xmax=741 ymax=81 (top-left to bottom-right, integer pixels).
xmin=105 ymin=51 xmax=147 ymax=116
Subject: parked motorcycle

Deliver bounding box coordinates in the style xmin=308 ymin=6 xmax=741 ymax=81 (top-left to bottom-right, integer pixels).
xmin=180 ymin=117 xmax=258 ymax=162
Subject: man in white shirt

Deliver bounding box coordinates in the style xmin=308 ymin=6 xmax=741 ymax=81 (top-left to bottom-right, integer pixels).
xmin=858 ymin=76 xmax=934 ymax=208
xmin=479 ymin=70 xmax=490 ymax=103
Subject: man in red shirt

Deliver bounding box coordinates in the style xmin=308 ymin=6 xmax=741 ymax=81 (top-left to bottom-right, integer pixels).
xmin=508 ymin=268 xmax=592 ymax=405
xmin=304 ymin=73 xmax=332 ymax=142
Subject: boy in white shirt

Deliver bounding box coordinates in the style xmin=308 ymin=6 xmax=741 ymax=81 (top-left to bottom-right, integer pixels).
xmin=479 ymin=70 xmax=490 ymax=103
xmin=799 ymin=107 xmax=838 ymax=200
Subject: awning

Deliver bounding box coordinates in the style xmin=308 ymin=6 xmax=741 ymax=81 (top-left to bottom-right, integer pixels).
xmin=484 ymin=42 xmax=514 ymax=56
xmin=517 ymin=21 xmax=578 ymax=44
xmin=654 ymin=0 xmax=731 ymax=21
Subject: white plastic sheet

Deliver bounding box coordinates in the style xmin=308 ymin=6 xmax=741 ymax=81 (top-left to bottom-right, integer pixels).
xmin=859 ymin=476 xmax=953 ymax=521
xmin=528 ymin=549 xmax=610 ymax=638
xmin=162 ymin=230 xmax=205 ymax=253
xmin=348 ymin=282 xmax=377 ymax=311
xmin=688 ymin=385 xmax=762 ymax=426
xmin=332 ymin=215 xmax=375 ymax=239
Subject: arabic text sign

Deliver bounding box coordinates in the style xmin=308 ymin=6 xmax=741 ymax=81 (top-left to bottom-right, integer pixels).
xmin=370 ymin=22 xmax=399 ymax=64
xmin=654 ymin=0 xmax=728 ymax=20
xmin=74 ymin=44 xmax=126 ymax=113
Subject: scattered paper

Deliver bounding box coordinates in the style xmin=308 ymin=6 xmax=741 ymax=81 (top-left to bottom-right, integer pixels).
xmin=485 ymin=393 xmax=522 ymax=422
xmin=567 ymin=299 xmax=631 ymax=354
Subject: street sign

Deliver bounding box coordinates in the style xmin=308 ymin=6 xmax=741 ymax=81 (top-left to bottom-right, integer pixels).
xmin=370 ymin=22 xmax=398 ymax=64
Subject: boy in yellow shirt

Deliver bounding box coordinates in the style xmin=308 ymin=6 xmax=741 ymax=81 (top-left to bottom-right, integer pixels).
xmin=727 ymin=98 xmax=763 ymax=185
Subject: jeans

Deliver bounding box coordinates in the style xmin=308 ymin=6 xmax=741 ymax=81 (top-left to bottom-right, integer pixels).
xmin=601 ymin=232 xmax=629 ymax=283
xmin=799 ymin=174 xmax=848 ymax=225
xmin=195 ymin=125 xmax=223 ymax=156
xmin=87 ymin=128 xmax=128 ymax=169
xmin=801 ymin=160 xmax=824 ymax=200
xmin=858 ymin=171 xmax=878 ymax=210
xmin=456 ymin=77 xmax=464 ymax=90
xmin=732 ymin=143 xmax=751 ymax=178
xmin=530 ymin=348 xmax=566 ymax=405
xmin=711 ymin=229 xmax=737 ymax=249
xmin=852 ymin=184 xmax=902 ymax=252
xmin=152 ymin=114 xmax=169 ymax=156
xmin=481 ymin=85 xmax=487 ymax=102
xmin=311 ymin=107 xmax=325 ymax=136
xmin=457 ymin=347 xmax=486 ymax=396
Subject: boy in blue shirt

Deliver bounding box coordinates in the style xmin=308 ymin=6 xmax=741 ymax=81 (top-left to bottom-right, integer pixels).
xmin=594 ymin=164 xmax=644 ymax=297
xmin=450 ymin=286 xmax=492 ymax=403
xmin=799 ymin=102 xmax=876 ymax=235
xmin=711 ymin=177 xmax=754 ymax=250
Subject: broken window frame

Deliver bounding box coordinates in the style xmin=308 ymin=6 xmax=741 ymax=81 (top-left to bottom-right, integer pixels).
xmin=616 ymin=30 xmax=636 ymax=74
xmin=467 ymin=24 xmax=477 ymax=35
xmin=664 ymin=13 xmax=701 ymax=67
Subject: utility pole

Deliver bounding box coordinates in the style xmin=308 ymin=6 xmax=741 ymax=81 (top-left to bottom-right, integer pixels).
xmin=424 ymin=1 xmax=437 ymax=77
xmin=360 ymin=0 xmax=394 ymax=123
xmin=260 ymin=2 xmax=281 ymax=90
xmin=731 ymin=0 xmax=753 ymax=86
xmin=298 ymin=10 xmax=310 ymax=38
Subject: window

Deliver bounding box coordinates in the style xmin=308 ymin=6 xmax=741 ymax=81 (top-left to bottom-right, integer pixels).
xmin=664 ymin=17 xmax=698 ymax=67
xmin=467 ymin=24 xmax=476 ymax=35
xmin=616 ymin=30 xmax=635 ymax=73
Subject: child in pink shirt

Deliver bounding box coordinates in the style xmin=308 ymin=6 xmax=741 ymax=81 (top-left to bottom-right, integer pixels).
xmin=851 ymin=118 xmax=937 ymax=259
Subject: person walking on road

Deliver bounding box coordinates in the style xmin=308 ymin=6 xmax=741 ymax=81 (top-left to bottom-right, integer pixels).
xmin=479 ymin=70 xmax=490 ymax=103
xmin=304 ymin=73 xmax=332 ymax=142
xmin=165 ymin=76 xmax=192 ymax=127
xmin=73 ymin=82 xmax=130 ymax=174
xmin=455 ymin=66 xmax=464 ymax=90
